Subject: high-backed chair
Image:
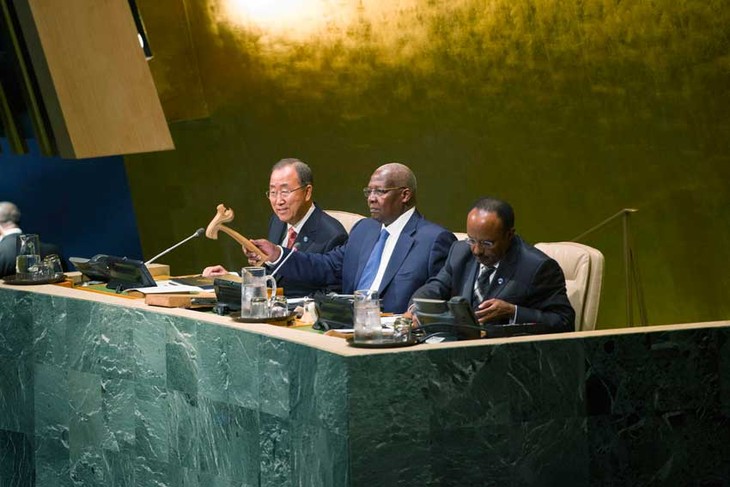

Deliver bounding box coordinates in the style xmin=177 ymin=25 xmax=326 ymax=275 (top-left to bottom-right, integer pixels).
xmin=324 ymin=210 xmax=366 ymax=234
xmin=534 ymin=242 xmax=604 ymax=331
xmin=453 ymin=232 xmax=468 ymax=241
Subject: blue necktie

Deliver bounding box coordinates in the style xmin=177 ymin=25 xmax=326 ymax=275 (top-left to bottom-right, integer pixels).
xmin=356 ymin=228 xmax=389 ymax=290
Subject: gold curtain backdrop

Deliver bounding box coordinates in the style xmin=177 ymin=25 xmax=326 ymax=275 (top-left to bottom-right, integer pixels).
xmin=126 ymin=0 xmax=730 ymax=328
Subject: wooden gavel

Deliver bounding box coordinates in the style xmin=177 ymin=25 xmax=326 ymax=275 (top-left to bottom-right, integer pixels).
xmin=205 ymin=204 xmax=269 ymax=266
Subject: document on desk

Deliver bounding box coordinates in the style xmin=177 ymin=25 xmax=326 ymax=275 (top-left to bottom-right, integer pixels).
xmin=127 ymin=280 xmax=206 ymax=294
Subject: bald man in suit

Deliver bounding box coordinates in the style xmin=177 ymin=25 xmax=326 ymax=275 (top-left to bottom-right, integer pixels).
xmin=411 ymin=197 xmax=574 ymax=333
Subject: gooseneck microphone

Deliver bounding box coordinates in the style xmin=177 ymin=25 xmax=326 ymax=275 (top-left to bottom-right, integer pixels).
xmin=145 ymin=228 xmax=205 ymax=265
xmin=270 ymin=242 xmax=301 ymax=277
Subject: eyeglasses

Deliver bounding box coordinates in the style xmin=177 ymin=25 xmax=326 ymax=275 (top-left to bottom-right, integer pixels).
xmin=362 ymin=186 xmax=406 ymax=198
xmin=266 ymin=185 xmax=307 ymax=199
xmin=465 ymin=237 xmax=495 ymax=249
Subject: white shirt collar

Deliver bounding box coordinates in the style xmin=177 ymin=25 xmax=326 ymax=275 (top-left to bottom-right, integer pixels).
xmin=0 ymin=226 xmax=22 ymax=242
xmin=367 ymin=207 xmax=416 ymax=291
xmin=381 ymin=206 xmax=415 ymax=235
xmin=282 ymin=203 xmax=316 ymax=245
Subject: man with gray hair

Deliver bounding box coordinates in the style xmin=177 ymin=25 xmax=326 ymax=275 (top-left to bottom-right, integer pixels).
xmin=0 ymin=201 xmax=63 ymax=277
xmin=203 ymin=158 xmax=348 ymax=297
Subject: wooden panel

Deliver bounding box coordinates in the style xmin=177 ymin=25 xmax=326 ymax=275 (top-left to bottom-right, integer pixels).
xmin=1 ymin=0 xmax=54 ymax=155
xmin=13 ymin=0 xmax=174 ymax=159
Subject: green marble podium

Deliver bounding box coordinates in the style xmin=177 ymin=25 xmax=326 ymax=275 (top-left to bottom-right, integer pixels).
xmin=1 ymin=284 xmax=729 ymax=486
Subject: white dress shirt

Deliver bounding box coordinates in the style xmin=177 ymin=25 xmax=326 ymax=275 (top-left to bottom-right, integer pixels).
xmin=367 ymin=207 xmax=416 ymax=292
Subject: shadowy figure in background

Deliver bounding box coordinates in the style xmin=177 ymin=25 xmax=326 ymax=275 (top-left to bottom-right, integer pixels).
xmin=0 ymin=201 xmax=64 ymax=277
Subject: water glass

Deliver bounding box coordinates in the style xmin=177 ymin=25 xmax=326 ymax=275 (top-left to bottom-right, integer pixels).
xmin=270 ymin=296 xmax=289 ymax=317
xmin=240 ymin=266 xmax=277 ymax=318
xmin=393 ymin=316 xmax=413 ymax=342
xmin=354 ymin=289 xmax=382 ymax=342
xmin=250 ymin=297 xmax=269 ymax=318
xmin=15 ymin=234 xmax=41 ymax=277
xmin=43 ymin=254 xmax=63 ymax=274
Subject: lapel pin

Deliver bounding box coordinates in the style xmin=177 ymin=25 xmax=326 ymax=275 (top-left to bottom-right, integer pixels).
xmin=497 ymin=277 xmax=504 ymax=285
xmin=303 ymin=236 xmax=309 ymax=243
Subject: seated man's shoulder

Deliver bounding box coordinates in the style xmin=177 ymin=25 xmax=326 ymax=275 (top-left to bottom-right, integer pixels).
xmin=520 ymin=239 xmax=561 ymax=270
xmin=417 ymin=218 xmax=457 ymax=242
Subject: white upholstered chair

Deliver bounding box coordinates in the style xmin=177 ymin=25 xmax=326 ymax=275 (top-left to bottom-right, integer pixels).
xmin=453 ymin=232 xmax=468 ymax=241
xmin=534 ymin=242 xmax=604 ymax=332
xmin=324 ymin=210 xmax=366 ymax=234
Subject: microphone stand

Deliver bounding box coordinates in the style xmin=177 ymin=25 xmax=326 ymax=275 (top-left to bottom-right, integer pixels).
xmin=270 ymin=243 xmax=300 ymax=277
xmin=145 ymin=228 xmax=205 ymax=266
xmin=572 ymin=208 xmax=647 ymax=327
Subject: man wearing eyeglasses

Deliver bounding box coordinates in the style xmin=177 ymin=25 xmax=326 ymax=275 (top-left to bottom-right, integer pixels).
xmin=245 ymin=163 xmax=456 ymax=313
xmin=410 ymin=197 xmax=574 ymax=332
xmin=202 ymin=158 xmax=348 ymax=296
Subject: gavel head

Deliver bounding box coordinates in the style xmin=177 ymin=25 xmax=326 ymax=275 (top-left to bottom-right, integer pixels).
xmin=205 ymin=204 xmax=236 ymax=240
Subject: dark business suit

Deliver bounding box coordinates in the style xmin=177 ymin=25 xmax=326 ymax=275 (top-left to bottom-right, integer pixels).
xmin=268 ymin=205 xmax=348 ymax=297
xmin=277 ymin=210 xmax=456 ymax=313
xmin=411 ymin=236 xmax=575 ymax=332
xmin=0 ymin=234 xmax=63 ymax=278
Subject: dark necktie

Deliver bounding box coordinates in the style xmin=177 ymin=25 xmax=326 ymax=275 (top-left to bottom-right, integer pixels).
xmin=356 ymin=228 xmax=389 ymax=290
xmin=473 ymin=264 xmax=496 ymax=306
xmin=286 ymin=228 xmax=298 ymax=249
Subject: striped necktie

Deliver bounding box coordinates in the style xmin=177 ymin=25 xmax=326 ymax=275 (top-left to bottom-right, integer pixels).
xmin=473 ymin=264 xmax=496 ymax=306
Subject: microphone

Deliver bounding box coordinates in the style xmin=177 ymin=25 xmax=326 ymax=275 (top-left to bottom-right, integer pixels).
xmin=145 ymin=228 xmax=205 ymax=265
xmin=270 ymin=242 xmax=301 ymax=277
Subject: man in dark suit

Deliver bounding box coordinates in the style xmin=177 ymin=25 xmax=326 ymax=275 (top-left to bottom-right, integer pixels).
xmin=203 ymin=159 xmax=348 ymax=296
xmin=0 ymin=201 xmax=63 ymax=278
xmin=246 ymin=163 xmax=456 ymax=313
xmin=411 ymin=197 xmax=574 ymax=332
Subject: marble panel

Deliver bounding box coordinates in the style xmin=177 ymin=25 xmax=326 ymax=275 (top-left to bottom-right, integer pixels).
xmin=587 ymin=410 xmax=730 ymax=485
xmin=310 ymin=351 xmax=348 ymax=437
xmin=348 ymin=350 xmax=433 ymax=486
xmin=31 ymin=294 xmax=68 ymax=367
xmin=259 ymin=337 xmax=291 ymax=420
xmin=291 ymin=421 xmax=349 ymax=487
xmin=166 ymin=320 xmax=199 ymax=397
xmin=430 ymin=417 xmax=589 ymax=487
xmin=0 ymin=429 xmax=33 ymax=487
xmin=197 ymin=321 xmax=233 ymax=404
xmin=102 ymin=378 xmax=138 ymax=451
xmin=3 ymin=287 xmax=730 ymax=486
xmin=0 ymin=358 xmax=34 ymax=434
xmin=259 ymin=413 xmax=291 ymax=487
xmin=131 ymin=310 xmax=168 ymax=387
xmin=34 ymin=363 xmax=69 ymax=442
xmin=0 ymin=290 xmax=32 ymax=359
xmin=584 ymin=329 xmax=722 ymax=416
xmin=719 ymin=328 xmax=730 ymax=416
xmin=425 ymin=339 xmax=586 ymax=429
xmin=34 ymin=435 xmax=72 ymax=487
xmin=68 ymin=370 xmax=112 ymax=461
xmin=227 ymin=329 xmax=261 ymax=411
xmin=134 ymin=383 xmax=169 ymax=463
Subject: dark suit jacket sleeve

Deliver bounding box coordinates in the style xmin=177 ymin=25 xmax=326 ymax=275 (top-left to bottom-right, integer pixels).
xmin=514 ymin=258 xmax=575 ymax=332
xmin=410 ymin=241 xmax=465 ymax=302
xmin=428 ymin=230 xmax=457 ymax=279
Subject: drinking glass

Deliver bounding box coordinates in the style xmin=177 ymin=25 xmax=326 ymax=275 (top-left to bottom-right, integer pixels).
xmin=15 ymin=234 xmax=41 ymax=277
xmin=270 ymin=296 xmax=289 ymax=317
xmin=353 ymin=289 xmax=382 ymax=342
xmin=240 ymin=266 xmax=277 ymax=318
xmin=43 ymin=254 xmax=63 ymax=274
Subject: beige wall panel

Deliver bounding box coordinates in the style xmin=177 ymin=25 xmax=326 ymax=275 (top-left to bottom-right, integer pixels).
xmin=15 ymin=0 xmax=174 ymax=158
